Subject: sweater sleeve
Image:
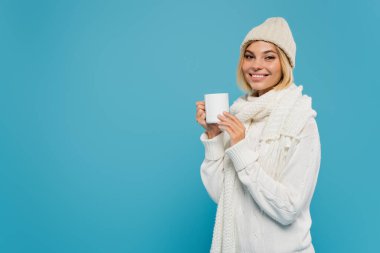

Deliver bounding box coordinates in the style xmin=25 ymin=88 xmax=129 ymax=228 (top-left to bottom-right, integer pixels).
xmin=225 ymin=118 xmax=321 ymax=226
xmin=199 ymin=132 xmax=226 ymax=204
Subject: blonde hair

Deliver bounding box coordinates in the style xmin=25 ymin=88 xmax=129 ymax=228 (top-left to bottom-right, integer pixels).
xmin=236 ymin=40 xmax=294 ymax=94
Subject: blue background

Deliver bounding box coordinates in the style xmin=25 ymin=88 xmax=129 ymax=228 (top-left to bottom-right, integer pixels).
xmin=1 ymin=0 xmax=379 ymax=252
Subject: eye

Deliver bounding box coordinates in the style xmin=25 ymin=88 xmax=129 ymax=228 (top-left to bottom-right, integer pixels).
xmin=265 ymin=56 xmax=276 ymax=60
xmin=244 ymin=54 xmax=254 ymax=59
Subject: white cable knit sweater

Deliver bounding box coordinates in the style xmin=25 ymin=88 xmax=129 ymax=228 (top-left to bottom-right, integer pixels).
xmin=200 ymin=85 xmax=321 ymax=253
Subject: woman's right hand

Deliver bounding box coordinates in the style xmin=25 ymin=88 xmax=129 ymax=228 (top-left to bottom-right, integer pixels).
xmin=195 ymin=101 xmax=222 ymax=139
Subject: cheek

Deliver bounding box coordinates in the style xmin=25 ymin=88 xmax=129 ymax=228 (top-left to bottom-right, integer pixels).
xmin=274 ymin=68 xmax=282 ymax=77
xmin=271 ymin=63 xmax=282 ymax=77
xmin=241 ymin=62 xmax=249 ymax=73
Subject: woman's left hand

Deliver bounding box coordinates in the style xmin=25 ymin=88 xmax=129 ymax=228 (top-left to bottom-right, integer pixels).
xmin=217 ymin=112 xmax=246 ymax=146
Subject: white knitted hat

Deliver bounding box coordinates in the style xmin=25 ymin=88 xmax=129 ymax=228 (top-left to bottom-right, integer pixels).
xmin=240 ymin=17 xmax=296 ymax=68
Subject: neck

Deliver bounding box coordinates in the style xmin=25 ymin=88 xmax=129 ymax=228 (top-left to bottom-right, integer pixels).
xmin=254 ymin=87 xmax=273 ymax=97
xmin=256 ymin=83 xmax=280 ymax=96
xmin=258 ymin=90 xmax=267 ymax=96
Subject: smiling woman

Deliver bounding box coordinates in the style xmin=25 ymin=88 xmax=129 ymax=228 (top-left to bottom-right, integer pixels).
xmin=195 ymin=17 xmax=321 ymax=253
xmin=237 ymin=40 xmax=294 ymax=96
xmin=241 ymin=41 xmax=283 ymax=96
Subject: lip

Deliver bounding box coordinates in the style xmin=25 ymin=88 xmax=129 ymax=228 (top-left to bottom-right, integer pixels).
xmin=249 ymin=73 xmax=269 ymax=82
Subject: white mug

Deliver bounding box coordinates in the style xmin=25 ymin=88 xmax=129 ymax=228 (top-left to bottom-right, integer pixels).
xmin=204 ymin=93 xmax=229 ymax=124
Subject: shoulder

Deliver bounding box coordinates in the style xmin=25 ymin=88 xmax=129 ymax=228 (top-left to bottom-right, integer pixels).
xmin=299 ymin=117 xmax=320 ymax=140
xmin=282 ymin=88 xmax=317 ymax=138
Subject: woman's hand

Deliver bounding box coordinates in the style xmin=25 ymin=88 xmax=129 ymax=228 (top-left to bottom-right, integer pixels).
xmin=195 ymin=101 xmax=222 ymax=139
xmin=217 ymin=112 xmax=246 ymax=146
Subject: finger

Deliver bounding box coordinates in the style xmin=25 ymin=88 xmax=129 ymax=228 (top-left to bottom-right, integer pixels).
xmin=218 ymin=124 xmax=234 ymax=136
xmin=195 ymin=101 xmax=205 ymax=106
xmin=196 ymin=102 xmax=205 ymax=109
xmin=196 ymin=109 xmax=205 ymax=119
xmin=223 ymin=111 xmax=241 ymax=125
xmin=196 ymin=112 xmax=206 ymax=124
xmin=223 ymin=112 xmax=245 ymax=128
xmin=200 ymin=111 xmax=206 ymax=120
xmin=197 ymin=108 xmax=205 ymax=116
xmin=196 ymin=105 xmax=205 ymax=111
xmin=218 ymin=114 xmax=240 ymax=132
xmin=217 ymin=121 xmax=237 ymax=135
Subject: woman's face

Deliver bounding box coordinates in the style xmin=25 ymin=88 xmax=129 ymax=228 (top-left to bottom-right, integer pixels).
xmin=241 ymin=41 xmax=282 ymax=96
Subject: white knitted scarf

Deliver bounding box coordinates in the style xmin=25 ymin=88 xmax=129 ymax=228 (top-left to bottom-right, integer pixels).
xmin=210 ymin=83 xmax=317 ymax=253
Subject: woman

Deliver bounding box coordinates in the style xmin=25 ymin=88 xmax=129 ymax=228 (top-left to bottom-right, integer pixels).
xmin=195 ymin=17 xmax=321 ymax=253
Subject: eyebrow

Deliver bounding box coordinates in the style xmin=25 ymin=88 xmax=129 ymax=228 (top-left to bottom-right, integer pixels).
xmin=245 ymin=49 xmax=278 ymax=55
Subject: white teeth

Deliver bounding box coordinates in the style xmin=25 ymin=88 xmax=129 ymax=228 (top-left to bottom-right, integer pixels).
xmin=252 ymin=75 xmax=265 ymax=78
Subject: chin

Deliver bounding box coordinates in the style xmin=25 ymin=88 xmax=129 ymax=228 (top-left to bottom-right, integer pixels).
xmin=249 ymin=82 xmax=270 ymax=91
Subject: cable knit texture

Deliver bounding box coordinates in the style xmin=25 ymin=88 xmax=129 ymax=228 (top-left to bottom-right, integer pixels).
xmin=207 ymin=83 xmax=317 ymax=253
xmin=241 ymin=17 xmax=296 ymax=68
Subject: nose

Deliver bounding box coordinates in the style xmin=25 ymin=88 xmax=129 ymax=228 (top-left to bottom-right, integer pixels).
xmin=251 ymin=58 xmax=264 ymax=70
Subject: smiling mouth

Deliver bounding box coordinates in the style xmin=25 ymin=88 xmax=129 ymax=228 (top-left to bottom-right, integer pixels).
xmin=249 ymin=73 xmax=269 ymax=77
xmin=248 ymin=73 xmax=269 ymax=82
